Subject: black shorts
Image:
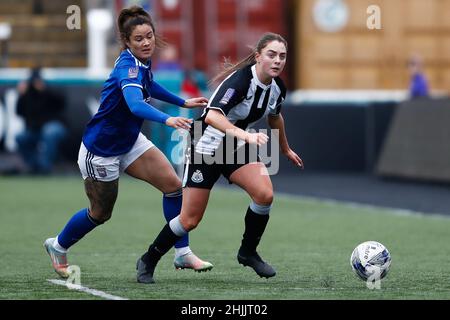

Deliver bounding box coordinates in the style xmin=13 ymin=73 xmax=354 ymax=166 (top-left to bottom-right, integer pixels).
xmin=182 ymin=143 xmax=261 ymax=190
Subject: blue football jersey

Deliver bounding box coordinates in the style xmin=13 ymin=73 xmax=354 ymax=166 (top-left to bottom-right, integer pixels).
xmin=82 ymin=49 xmax=155 ymax=157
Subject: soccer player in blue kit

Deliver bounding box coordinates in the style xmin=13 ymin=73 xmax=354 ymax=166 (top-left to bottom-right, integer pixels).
xmin=44 ymin=5 xmax=213 ymax=278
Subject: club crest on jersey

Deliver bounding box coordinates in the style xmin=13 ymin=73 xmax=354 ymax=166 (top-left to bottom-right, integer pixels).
xmin=96 ymin=166 xmax=107 ymax=178
xmin=191 ymin=170 xmax=204 ymax=183
xmin=219 ymin=88 xmax=235 ymax=105
xmin=269 ymin=95 xmax=275 ymax=106
xmin=128 ymin=66 xmax=139 ymax=79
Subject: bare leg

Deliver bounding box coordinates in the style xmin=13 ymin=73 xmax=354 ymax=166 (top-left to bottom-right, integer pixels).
xmin=178 ymin=187 xmax=211 ymax=231
xmin=125 ymin=147 xmax=180 ymax=193
xmin=127 ymin=147 xmax=213 ymax=272
xmin=45 ymin=178 xmax=118 ymax=279
xmin=84 ymin=178 xmax=118 ymax=223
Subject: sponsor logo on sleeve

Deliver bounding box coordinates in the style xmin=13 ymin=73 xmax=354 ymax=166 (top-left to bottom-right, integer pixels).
xmin=219 ymin=88 xmax=236 ymax=105
xmin=269 ymin=95 xmax=275 ymax=106
xmin=128 ymin=67 xmax=139 ymax=79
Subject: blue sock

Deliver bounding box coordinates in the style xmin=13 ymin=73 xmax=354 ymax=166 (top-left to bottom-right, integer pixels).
xmin=57 ymin=208 xmax=100 ymax=250
xmin=163 ymin=190 xmax=188 ymax=249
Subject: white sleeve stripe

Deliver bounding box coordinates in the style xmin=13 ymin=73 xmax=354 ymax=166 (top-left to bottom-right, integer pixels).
xmin=207 ymin=107 xmax=226 ymax=116
xmin=182 ymin=154 xmax=190 ymax=188
xmin=122 ymin=84 xmax=143 ymax=90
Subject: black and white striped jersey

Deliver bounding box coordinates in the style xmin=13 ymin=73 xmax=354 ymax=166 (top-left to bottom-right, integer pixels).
xmin=192 ymin=64 xmax=286 ymax=155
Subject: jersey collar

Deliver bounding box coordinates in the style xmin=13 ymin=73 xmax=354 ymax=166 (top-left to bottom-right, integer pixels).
xmin=126 ymin=49 xmax=151 ymax=69
xmin=251 ymin=64 xmax=273 ymax=90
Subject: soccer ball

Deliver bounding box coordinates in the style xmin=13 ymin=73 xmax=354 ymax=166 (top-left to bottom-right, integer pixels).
xmin=350 ymin=241 xmax=391 ymax=281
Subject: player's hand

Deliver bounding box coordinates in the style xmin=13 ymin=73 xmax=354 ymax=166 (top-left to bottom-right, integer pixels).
xmin=246 ymin=132 xmax=269 ymax=146
xmin=165 ymin=117 xmax=193 ymax=130
xmin=283 ymin=148 xmax=304 ymax=169
xmin=183 ymin=97 xmax=208 ymax=108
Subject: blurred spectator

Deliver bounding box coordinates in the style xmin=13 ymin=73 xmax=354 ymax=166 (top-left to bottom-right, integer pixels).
xmin=408 ymin=54 xmax=430 ymax=99
xmin=156 ymin=44 xmax=183 ymax=72
xmin=154 ymin=45 xmax=208 ymax=99
xmin=15 ymin=68 xmax=67 ymax=174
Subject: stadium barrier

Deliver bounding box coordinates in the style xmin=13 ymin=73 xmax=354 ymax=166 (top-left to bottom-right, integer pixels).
xmin=4 ymin=70 xmax=433 ymax=175
xmin=377 ymin=97 xmax=450 ymax=183
xmin=279 ymin=100 xmax=398 ymax=173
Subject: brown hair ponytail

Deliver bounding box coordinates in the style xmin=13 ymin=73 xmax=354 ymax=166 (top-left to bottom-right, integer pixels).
xmin=117 ymin=5 xmax=166 ymax=50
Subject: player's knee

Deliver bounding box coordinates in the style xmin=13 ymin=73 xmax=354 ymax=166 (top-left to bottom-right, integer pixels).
xmin=89 ymin=207 xmax=113 ymax=223
xmin=252 ymin=189 xmax=273 ymax=206
xmin=181 ymin=216 xmax=202 ymax=231
xmin=161 ymin=177 xmax=182 ymax=194
xmin=99 ymin=213 xmax=112 ymax=223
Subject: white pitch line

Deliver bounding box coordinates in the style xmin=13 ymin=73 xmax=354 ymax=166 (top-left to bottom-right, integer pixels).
xmin=47 ymin=279 xmax=128 ymax=300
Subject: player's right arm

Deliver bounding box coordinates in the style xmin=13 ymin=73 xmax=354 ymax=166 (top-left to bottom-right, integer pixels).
xmin=116 ymin=57 xmax=192 ymax=130
xmin=204 ymin=69 xmax=268 ymax=146
xmin=123 ymin=86 xmax=192 ymax=130
xmin=205 ymin=109 xmax=268 ymax=146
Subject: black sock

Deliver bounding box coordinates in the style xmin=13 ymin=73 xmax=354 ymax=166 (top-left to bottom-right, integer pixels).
xmin=142 ymin=224 xmax=181 ymax=266
xmin=239 ymin=206 xmax=270 ymax=255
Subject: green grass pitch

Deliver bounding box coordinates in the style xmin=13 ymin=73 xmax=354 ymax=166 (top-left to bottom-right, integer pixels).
xmin=1 ymin=176 xmax=449 ymax=300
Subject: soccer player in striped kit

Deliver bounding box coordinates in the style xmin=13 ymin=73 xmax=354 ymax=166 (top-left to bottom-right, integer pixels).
xmin=136 ymin=33 xmax=304 ymax=283
xmin=44 ymin=6 xmax=213 ymax=279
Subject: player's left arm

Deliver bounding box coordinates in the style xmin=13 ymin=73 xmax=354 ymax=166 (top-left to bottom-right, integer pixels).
xmin=149 ymin=80 xmax=208 ymax=108
xmin=267 ymin=113 xmax=304 ymax=169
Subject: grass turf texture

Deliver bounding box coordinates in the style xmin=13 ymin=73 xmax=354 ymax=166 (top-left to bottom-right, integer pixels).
xmin=1 ymin=176 xmax=449 ymax=300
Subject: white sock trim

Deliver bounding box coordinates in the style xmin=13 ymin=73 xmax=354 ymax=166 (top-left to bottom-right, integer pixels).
xmin=169 ymin=216 xmax=188 ymax=237
xmin=175 ymin=247 xmax=192 ymax=258
xmin=164 ymin=189 xmax=183 ymax=198
xmin=54 ymin=237 xmax=68 ymax=253
xmin=250 ymin=201 xmax=272 ymax=215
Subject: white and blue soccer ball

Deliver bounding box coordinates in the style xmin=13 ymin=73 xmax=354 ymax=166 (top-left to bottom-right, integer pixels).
xmin=350 ymin=241 xmax=391 ymax=281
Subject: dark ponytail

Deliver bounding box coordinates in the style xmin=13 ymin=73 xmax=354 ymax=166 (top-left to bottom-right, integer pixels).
xmin=117 ymin=5 xmax=166 ymax=50
xmin=210 ymin=32 xmax=288 ymax=85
